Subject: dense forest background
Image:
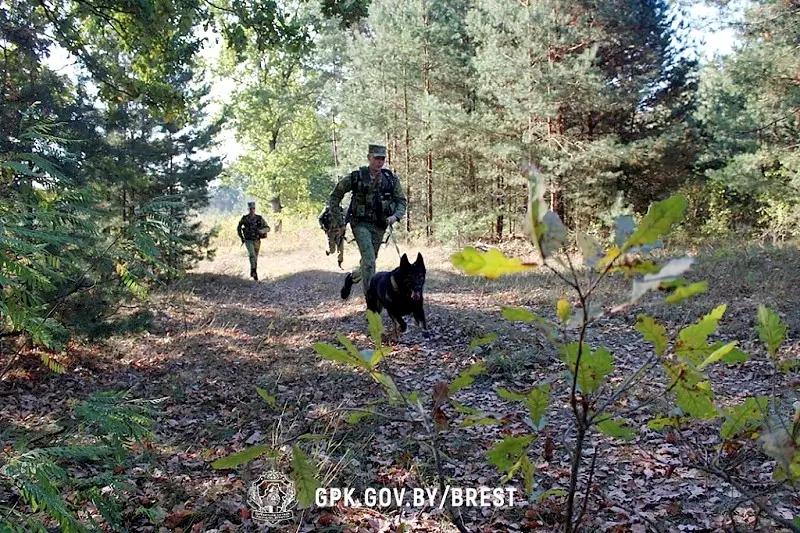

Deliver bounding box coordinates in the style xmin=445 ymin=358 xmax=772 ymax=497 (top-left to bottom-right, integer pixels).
xmin=2 ymin=0 xmax=799 ymax=346
xmin=213 ymin=0 xmax=800 ymax=245
xmin=4 ymin=0 xmax=799 ymax=347
xmin=3 ymin=1 xmax=800 ymax=531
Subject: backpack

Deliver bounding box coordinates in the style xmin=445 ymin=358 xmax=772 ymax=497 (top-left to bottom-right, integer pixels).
xmin=345 ymin=167 xmax=398 ymax=227
xmin=318 ymin=207 xmax=330 ymax=230
xmin=318 ymin=206 xmax=342 ymax=230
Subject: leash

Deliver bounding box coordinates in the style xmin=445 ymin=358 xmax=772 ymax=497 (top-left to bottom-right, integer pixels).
xmin=328 ymin=224 xmax=401 ymax=265
xmin=386 ymin=223 xmax=402 ymax=257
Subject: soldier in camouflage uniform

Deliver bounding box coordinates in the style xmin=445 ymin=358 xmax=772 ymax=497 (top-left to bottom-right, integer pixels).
xmin=327 ymin=144 xmax=407 ymax=300
xmin=318 ymin=206 xmax=345 ymax=268
xmin=237 ymin=201 xmax=270 ymax=280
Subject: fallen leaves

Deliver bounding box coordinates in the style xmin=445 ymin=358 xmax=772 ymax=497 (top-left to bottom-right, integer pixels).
xmin=3 ymin=243 xmax=799 ymax=533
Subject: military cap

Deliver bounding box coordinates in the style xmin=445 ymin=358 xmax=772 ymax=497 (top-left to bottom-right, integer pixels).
xmin=247 ymin=201 xmax=256 ymax=209
xmin=368 ymin=144 xmax=387 ymax=157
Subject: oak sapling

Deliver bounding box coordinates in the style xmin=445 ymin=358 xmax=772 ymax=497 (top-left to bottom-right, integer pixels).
xmin=451 ymin=165 xmax=798 ymax=532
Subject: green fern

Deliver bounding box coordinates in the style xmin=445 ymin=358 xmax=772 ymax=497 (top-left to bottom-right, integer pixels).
xmin=1 ymin=119 xmax=214 ymax=362
xmin=40 ymin=445 xmax=116 ymax=461
xmin=1 ymin=452 xmax=87 ymax=533
xmin=79 ymin=486 xmax=126 ymax=531
xmin=0 ymin=507 xmax=51 ymax=532
xmin=0 ymin=391 xmax=158 ymax=532
xmin=40 ymin=352 xmax=66 ymax=374
xmin=0 ymin=157 xmax=179 ymax=352
xmin=73 ymin=390 xmax=158 ymax=447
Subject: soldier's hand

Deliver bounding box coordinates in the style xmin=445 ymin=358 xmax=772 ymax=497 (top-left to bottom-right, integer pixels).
xmin=336 ymin=225 xmax=346 ymax=237
xmin=386 ymin=215 xmax=398 ymax=226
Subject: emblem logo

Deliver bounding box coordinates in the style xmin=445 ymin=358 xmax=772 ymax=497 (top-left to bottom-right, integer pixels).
xmin=247 ymin=470 xmax=296 ymax=527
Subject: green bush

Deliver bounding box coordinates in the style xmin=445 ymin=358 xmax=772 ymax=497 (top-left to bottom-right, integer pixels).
xmin=307 ymin=166 xmax=800 ymax=532
xmin=0 ymin=390 xmax=159 ymax=532
xmin=1 ymin=128 xmax=211 ymax=362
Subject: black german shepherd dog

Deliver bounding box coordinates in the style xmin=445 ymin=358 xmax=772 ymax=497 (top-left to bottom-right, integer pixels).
xmin=366 ymin=253 xmax=427 ymax=333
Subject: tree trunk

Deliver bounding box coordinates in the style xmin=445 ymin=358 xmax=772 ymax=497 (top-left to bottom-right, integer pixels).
xmin=403 ymin=74 xmax=412 ymax=233
xmin=553 ymin=106 xmax=566 ymax=223
xmin=468 ymin=155 xmax=477 ymax=212
xmin=331 ymin=55 xmax=340 ymax=167
xmin=426 ymin=153 xmax=433 ymax=237
xmin=423 ymin=1 xmax=433 ymax=237
xmin=331 ymin=113 xmax=339 ymax=167
xmin=496 ymin=173 xmax=504 ymax=239
xmin=167 ymin=132 xmax=176 ymax=273
xmin=392 ymin=84 xmax=399 ymax=168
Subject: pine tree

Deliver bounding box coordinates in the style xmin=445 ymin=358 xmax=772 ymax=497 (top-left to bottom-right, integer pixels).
xmin=465 ymin=0 xmax=698 ymax=231
xmin=695 ymin=0 xmax=800 ymax=239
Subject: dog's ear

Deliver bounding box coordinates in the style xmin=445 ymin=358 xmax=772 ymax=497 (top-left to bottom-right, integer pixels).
xmin=415 ymin=253 xmax=425 ymax=269
xmin=400 ymin=253 xmax=410 ymax=268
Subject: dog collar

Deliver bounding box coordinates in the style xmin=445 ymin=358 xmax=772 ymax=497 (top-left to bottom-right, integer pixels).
xmin=386 ymin=275 xmax=402 ymax=302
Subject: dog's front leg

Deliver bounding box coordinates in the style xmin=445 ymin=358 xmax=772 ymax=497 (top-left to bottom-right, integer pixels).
xmin=392 ymin=314 xmax=408 ymax=333
xmin=413 ymin=304 xmax=427 ymax=330
xmin=382 ymin=318 xmax=400 ymax=345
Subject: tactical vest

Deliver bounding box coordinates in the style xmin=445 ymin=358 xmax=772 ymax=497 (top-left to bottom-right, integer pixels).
xmin=346 ymin=167 xmax=398 ymax=228
xmin=239 ymin=214 xmax=267 ymax=240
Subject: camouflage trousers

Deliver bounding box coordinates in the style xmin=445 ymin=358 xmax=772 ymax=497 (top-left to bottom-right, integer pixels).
xmin=244 ymin=239 xmax=261 ymax=272
xmin=350 ymin=222 xmax=387 ymax=295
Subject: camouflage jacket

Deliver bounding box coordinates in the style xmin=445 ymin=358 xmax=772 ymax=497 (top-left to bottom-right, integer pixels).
xmin=328 ymin=167 xmax=407 ymax=228
xmin=237 ymin=214 xmax=269 ymax=241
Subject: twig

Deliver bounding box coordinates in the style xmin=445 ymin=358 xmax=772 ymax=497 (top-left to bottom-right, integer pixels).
xmin=201 ymin=0 xmax=239 ymax=15
xmin=728 ymin=506 xmax=741 ymax=533
xmin=1 ymin=502 xmax=21 ymax=525
xmin=35 ymin=0 xmax=139 ymax=100
xmin=695 ymin=464 xmax=800 ymax=533
xmin=255 ymin=321 xmax=275 ymax=351
xmin=545 ymin=262 xmax=579 ymax=291
xmin=565 ymin=423 xmax=586 ymax=533
xmin=735 ymin=108 xmax=800 ymax=135
xmin=316 ymin=407 xmax=419 ymax=425
xmin=615 ymin=392 xmax=666 ymax=419
xmin=575 ymin=446 xmax=599 ymax=529
xmin=590 ymin=353 xmax=658 ymax=423
xmin=586 ymin=249 xmax=621 ymax=296
xmin=375 ymin=341 xmax=469 ymax=533
xmin=432 ymin=439 xmax=470 ymax=533
xmin=565 ymin=285 xmax=592 ymax=533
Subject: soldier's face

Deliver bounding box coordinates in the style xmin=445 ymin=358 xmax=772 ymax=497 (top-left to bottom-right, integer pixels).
xmin=368 ymin=154 xmax=385 ymax=172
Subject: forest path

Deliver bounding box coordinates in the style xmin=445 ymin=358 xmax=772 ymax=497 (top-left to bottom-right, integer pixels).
xmin=4 ymin=234 xmax=800 ymax=532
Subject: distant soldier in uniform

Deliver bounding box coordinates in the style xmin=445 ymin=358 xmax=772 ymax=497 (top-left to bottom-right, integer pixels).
xmin=327 ymin=144 xmax=407 ymax=300
xmin=319 ymin=206 xmax=345 ymax=268
xmin=237 ymin=201 xmax=270 ymax=280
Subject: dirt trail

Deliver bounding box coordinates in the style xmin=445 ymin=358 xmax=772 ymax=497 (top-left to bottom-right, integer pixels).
xmin=2 ymin=237 xmax=800 ymax=532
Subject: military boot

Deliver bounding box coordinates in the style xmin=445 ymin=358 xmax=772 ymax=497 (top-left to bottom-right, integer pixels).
xmin=251 ymin=269 xmax=258 ymax=281
xmin=340 ymin=273 xmax=353 ymax=299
